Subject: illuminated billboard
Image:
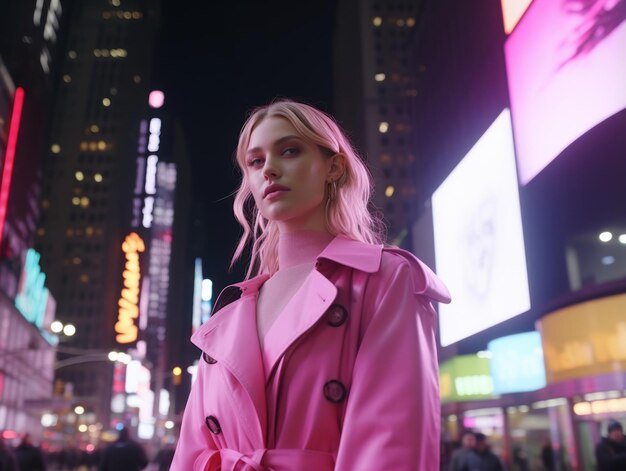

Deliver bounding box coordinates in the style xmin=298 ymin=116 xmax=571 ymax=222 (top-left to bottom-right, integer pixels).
xmin=433 ymin=109 xmax=530 ymax=346
xmin=505 ymin=0 xmax=626 ymax=185
xmin=500 ymin=0 xmax=533 ymax=34
xmin=488 ymin=331 xmax=546 ymax=394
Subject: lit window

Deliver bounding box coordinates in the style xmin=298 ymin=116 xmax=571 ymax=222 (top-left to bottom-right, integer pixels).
xmin=68 ymin=50 xmax=77 ymax=59
xmin=88 ymin=142 xmax=97 ymax=151
xmin=133 ymin=75 xmax=141 ymax=84
xmin=94 ymin=49 xmax=101 ymax=57
xmin=94 ymin=173 xmax=103 ymax=183
xmin=72 ymin=197 xmax=80 ymax=205
xmin=100 ymin=49 xmax=110 ymax=57
xmin=37 ymin=228 xmax=45 ymax=236
xmin=132 ymin=11 xmax=142 ymax=19
xmin=80 ymin=274 xmax=89 ymax=283
xmin=66 ymin=228 xmax=74 ymax=236
xmin=372 ymin=16 xmax=382 ymax=26
xmin=385 ymin=185 xmax=395 ymax=197
xmin=380 ymin=154 xmax=391 ymax=164
xmin=112 ymin=0 xmax=121 ymax=5
xmin=374 ymin=73 xmax=386 ymax=82
xmin=406 ymin=17 xmax=416 ymax=27
xmin=80 ymin=197 xmax=90 ymax=208
xmin=72 ymin=257 xmax=81 ymax=265
xmin=124 ymin=11 xmax=132 ymax=19
xmin=397 ymin=19 xmax=405 ymax=27
xmin=102 ymin=11 xmax=111 ymax=19
xmin=63 ymin=75 xmax=71 ymax=83
xmin=378 ymin=122 xmax=389 ymax=133
xmin=102 ymin=98 xmax=111 ymax=107
xmin=85 ymin=226 xmax=94 ymax=236
xmin=75 ymin=171 xmax=84 ymax=181
xmin=51 ymin=144 xmax=61 ymax=154
xmin=80 ymin=141 xmax=88 ymax=151
xmin=90 ymin=125 xmax=100 ymax=133
xmin=42 ymin=200 xmax=50 ymax=208
xmin=97 ymin=140 xmax=107 ymax=150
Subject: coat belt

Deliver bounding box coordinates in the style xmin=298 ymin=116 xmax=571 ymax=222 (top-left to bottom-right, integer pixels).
xmin=206 ymin=447 xmax=335 ymax=471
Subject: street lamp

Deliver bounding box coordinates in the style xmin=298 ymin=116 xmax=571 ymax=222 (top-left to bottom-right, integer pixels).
xmin=50 ymin=320 xmax=76 ymax=337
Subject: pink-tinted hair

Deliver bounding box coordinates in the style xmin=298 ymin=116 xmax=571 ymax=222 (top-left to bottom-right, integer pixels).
xmin=231 ymin=99 xmax=385 ymax=278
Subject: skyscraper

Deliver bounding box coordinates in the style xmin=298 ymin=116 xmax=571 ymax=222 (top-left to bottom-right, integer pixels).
xmin=36 ymin=0 xmax=161 ymax=425
xmin=334 ymin=0 xmax=422 ymax=244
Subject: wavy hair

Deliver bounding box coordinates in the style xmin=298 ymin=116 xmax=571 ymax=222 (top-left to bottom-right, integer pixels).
xmin=231 ymin=99 xmax=385 ymax=278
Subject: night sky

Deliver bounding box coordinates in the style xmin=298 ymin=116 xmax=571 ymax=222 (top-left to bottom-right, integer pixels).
xmin=154 ymin=1 xmax=339 ymax=293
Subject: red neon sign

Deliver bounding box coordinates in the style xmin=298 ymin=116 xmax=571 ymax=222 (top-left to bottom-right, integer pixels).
xmin=0 ymin=87 xmax=25 ymax=249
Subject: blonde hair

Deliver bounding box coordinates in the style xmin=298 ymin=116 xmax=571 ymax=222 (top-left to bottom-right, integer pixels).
xmin=232 ymin=99 xmax=384 ymax=278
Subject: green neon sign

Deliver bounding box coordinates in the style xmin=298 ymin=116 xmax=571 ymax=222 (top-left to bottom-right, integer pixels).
xmin=15 ymin=249 xmax=49 ymax=329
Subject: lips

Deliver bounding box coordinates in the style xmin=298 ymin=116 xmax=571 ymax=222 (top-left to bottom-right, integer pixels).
xmin=263 ymin=184 xmax=290 ymax=199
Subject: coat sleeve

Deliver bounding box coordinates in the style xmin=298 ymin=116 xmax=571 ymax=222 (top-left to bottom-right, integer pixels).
xmin=334 ymin=256 xmax=442 ymax=470
xmin=170 ymin=357 xmax=220 ymax=471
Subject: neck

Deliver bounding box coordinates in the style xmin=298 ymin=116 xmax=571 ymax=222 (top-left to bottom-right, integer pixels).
xmin=278 ymin=230 xmax=334 ymax=269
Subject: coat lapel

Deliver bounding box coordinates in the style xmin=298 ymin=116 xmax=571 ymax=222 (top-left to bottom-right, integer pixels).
xmin=191 ymin=294 xmax=267 ymax=444
xmin=262 ymin=269 xmax=338 ymax=379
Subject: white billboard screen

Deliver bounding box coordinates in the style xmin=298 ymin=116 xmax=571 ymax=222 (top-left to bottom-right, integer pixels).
xmin=433 ymin=109 xmax=530 ymax=346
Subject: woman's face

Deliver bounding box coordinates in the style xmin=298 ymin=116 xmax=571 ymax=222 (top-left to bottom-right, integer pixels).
xmin=245 ymin=116 xmax=333 ymax=232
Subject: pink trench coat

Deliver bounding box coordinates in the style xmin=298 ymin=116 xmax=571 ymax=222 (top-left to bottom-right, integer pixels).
xmin=171 ymin=237 xmax=451 ymax=471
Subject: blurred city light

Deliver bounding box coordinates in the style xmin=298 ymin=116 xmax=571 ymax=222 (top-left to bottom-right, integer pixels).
xmin=74 ymin=405 xmax=85 ymax=415
xmin=599 ymin=231 xmax=613 ymax=242
xmin=164 ymin=420 xmax=175 ymax=429
xmin=62 ymin=323 xmax=76 ymax=336
xmin=149 ymin=90 xmax=165 ymax=109
xmin=50 ymin=320 xmax=63 ymax=333
xmin=201 ymin=279 xmax=213 ymax=302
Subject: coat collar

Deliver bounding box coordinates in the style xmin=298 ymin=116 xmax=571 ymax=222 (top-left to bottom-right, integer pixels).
xmin=317 ymin=236 xmax=383 ymax=273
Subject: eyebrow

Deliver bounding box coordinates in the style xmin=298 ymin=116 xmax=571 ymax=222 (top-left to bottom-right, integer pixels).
xmin=246 ymin=135 xmax=304 ymax=155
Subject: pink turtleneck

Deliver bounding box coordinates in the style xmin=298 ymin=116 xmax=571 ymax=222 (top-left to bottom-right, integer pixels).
xmin=256 ymin=231 xmax=334 ymax=348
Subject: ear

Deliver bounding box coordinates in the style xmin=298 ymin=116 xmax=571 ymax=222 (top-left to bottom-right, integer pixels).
xmin=327 ymin=153 xmax=347 ymax=183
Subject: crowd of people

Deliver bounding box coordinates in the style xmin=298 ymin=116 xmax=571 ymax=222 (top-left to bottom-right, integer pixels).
xmin=442 ymin=420 xmax=626 ymax=471
xmin=0 ymin=429 xmax=174 ymax=471
xmin=445 ymin=430 xmax=505 ymax=471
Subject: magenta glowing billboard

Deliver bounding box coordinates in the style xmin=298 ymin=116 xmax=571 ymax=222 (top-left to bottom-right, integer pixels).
xmin=504 ymin=0 xmax=626 ymax=185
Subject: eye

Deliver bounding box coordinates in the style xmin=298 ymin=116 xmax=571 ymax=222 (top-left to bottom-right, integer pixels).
xmin=282 ymin=147 xmax=300 ymax=157
xmin=247 ymin=156 xmax=264 ymax=168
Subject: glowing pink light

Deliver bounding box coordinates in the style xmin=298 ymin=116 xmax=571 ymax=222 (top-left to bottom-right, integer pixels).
xmin=148 ymin=90 xmax=165 ymax=109
xmin=0 ymin=87 xmax=25 ymax=249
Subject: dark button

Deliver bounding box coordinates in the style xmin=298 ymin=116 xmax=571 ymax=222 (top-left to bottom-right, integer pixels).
xmin=205 ymin=415 xmax=221 ymax=434
xmin=324 ymin=380 xmax=347 ymax=403
xmin=325 ymin=304 xmax=348 ymax=327
xmin=202 ymin=352 xmax=217 ymax=364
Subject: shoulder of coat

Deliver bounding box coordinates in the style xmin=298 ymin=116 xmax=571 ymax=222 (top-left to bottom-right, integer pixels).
xmin=380 ymin=246 xmax=451 ymax=303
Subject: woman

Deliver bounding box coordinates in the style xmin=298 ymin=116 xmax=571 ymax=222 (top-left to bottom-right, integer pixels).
xmin=171 ymin=100 xmax=450 ymax=470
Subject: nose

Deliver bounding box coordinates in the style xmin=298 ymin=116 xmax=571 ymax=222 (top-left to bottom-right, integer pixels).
xmin=262 ymin=155 xmax=280 ymax=180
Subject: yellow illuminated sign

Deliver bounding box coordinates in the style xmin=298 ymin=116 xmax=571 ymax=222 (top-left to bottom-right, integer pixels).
xmin=537 ymin=294 xmax=626 ymax=384
xmin=115 ymin=232 xmax=145 ymax=343
xmin=573 ymin=398 xmax=626 ymax=416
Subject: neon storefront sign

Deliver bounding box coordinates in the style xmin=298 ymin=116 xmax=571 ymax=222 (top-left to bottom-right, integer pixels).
xmin=115 ymin=232 xmax=145 ymax=344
